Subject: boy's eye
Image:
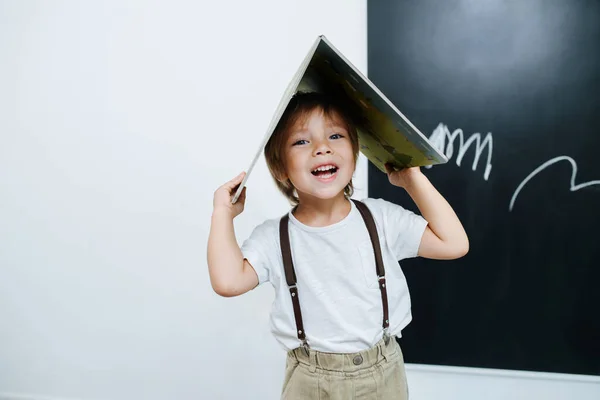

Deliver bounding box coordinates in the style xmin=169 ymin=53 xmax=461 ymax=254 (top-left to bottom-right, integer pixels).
xmin=330 ymin=133 xmax=344 ymax=140
xmin=292 ymin=139 xmax=308 ymax=146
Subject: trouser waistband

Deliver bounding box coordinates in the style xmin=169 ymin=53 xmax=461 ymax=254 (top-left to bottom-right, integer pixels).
xmin=287 ymin=336 xmax=398 ymax=373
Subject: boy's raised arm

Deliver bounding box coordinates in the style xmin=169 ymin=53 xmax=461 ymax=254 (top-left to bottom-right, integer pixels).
xmin=386 ymin=165 xmax=469 ymax=260
xmin=207 ymin=172 xmax=258 ymax=297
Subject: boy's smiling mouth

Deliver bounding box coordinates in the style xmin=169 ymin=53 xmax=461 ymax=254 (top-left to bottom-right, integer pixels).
xmin=311 ymin=163 xmax=339 ymax=181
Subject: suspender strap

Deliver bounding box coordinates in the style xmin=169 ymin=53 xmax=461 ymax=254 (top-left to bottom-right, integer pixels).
xmin=352 ymin=199 xmax=390 ymax=332
xmin=279 ymin=215 xmax=307 ymax=345
xmin=278 ymin=200 xmax=390 ymax=351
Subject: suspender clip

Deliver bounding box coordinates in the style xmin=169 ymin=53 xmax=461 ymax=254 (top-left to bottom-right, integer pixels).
xmin=301 ymin=339 xmax=310 ymax=356
xmin=383 ymin=327 xmax=391 ymax=345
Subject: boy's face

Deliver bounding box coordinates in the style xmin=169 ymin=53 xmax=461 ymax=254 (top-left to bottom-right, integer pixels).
xmin=282 ymin=108 xmax=355 ymax=202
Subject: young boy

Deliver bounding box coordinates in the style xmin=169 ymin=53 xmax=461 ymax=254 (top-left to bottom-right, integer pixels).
xmin=208 ymin=92 xmax=468 ymax=399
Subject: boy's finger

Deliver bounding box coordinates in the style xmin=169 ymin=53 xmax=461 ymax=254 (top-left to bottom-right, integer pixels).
xmin=384 ymin=163 xmax=394 ymax=174
xmin=220 ymin=172 xmax=246 ymax=191
xmin=229 ymin=182 xmax=242 ymax=195
xmin=229 ymin=171 xmax=246 ymax=184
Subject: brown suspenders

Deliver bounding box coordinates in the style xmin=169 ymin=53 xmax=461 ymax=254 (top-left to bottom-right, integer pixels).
xmin=354 ymin=200 xmax=391 ymax=336
xmin=278 ymin=199 xmax=390 ymax=354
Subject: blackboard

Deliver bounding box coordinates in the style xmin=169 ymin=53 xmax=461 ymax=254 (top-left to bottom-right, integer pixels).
xmin=368 ymin=0 xmax=600 ymax=376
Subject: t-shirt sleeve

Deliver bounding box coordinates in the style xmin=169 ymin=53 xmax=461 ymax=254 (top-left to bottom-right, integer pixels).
xmin=240 ymin=219 xmax=279 ymax=286
xmin=363 ymin=197 xmax=428 ymax=260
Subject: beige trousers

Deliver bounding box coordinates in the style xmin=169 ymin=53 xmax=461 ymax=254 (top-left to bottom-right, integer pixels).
xmin=281 ymin=336 xmax=408 ymax=400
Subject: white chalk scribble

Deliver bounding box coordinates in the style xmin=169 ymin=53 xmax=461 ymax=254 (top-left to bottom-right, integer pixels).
xmin=509 ymin=156 xmax=600 ymax=211
xmin=427 ymin=123 xmax=493 ymax=181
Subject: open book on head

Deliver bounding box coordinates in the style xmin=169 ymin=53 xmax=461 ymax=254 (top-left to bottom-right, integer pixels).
xmin=231 ymin=35 xmax=448 ymax=204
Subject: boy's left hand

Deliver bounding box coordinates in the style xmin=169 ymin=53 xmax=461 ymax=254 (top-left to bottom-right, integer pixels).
xmin=385 ymin=163 xmax=424 ymax=189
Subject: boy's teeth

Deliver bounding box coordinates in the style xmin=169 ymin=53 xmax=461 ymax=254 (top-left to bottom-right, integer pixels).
xmin=313 ymin=165 xmax=335 ymax=172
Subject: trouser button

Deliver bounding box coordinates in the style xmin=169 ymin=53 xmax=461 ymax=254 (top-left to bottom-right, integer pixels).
xmin=353 ymin=355 xmax=363 ymax=365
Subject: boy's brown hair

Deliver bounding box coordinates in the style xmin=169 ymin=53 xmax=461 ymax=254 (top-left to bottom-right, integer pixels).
xmin=264 ymin=91 xmax=361 ymax=205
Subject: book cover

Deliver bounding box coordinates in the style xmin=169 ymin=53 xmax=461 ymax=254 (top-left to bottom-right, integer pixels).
xmin=232 ymin=35 xmax=447 ymax=203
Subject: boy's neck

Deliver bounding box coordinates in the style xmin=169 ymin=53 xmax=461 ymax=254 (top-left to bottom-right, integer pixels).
xmin=292 ymin=194 xmax=352 ymax=227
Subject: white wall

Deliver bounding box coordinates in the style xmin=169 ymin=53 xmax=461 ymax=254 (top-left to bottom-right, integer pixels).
xmin=1 ymin=1 xmax=599 ymax=399
xmin=0 ymin=1 xmax=366 ymax=399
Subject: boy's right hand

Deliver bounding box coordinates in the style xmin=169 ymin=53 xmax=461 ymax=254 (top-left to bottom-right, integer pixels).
xmin=213 ymin=172 xmax=247 ymax=218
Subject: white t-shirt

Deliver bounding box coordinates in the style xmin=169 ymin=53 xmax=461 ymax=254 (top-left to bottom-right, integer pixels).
xmin=241 ymin=197 xmax=428 ymax=353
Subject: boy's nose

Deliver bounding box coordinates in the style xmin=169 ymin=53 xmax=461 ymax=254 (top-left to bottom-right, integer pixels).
xmin=313 ymin=141 xmax=332 ymax=156
xmin=315 ymin=148 xmax=332 ymax=155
